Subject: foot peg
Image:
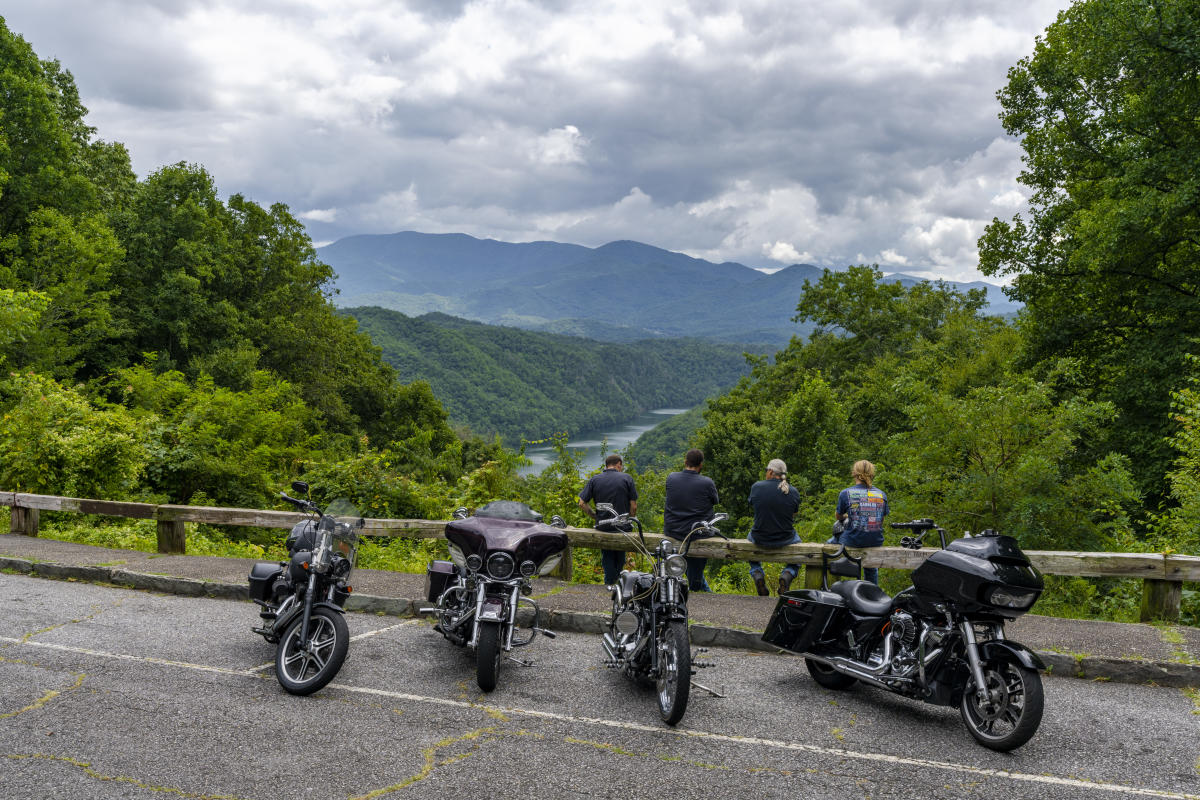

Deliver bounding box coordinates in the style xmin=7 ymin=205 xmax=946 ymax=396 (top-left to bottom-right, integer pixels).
xmin=533 ymin=627 xmax=557 ymax=639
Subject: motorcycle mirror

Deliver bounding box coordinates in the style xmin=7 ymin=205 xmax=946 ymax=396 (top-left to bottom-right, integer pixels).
xmin=596 ymin=502 xmax=615 ymax=514
xmin=452 ymin=507 xmax=469 ymax=520
xmin=291 ymin=480 xmax=310 ymax=496
xmin=549 ymin=514 xmax=567 ymax=529
xmin=710 ymin=512 xmax=728 ymax=524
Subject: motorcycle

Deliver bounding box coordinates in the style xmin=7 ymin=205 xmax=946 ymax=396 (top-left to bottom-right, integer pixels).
xmin=599 ymin=504 xmax=728 ymax=725
xmin=762 ymin=519 xmax=1046 ymax=751
xmin=247 ymin=481 xmax=363 ymax=695
xmin=420 ymin=500 xmax=568 ymax=692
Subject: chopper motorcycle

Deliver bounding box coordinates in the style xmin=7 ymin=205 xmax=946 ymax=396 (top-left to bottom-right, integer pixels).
xmin=599 ymin=504 xmax=728 ymax=725
xmin=247 ymin=481 xmax=363 ymax=695
xmin=762 ymin=519 xmax=1046 ymax=751
xmin=420 ymin=501 xmax=568 ymax=692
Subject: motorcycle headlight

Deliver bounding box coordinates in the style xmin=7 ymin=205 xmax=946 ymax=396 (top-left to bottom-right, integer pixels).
xmin=987 ymin=587 xmax=1037 ymax=609
xmin=665 ymin=554 xmax=687 ymax=578
xmin=466 ymin=553 xmax=483 ymax=572
xmin=486 ymin=552 xmax=514 ymax=580
xmin=519 ymin=559 xmax=536 ymax=578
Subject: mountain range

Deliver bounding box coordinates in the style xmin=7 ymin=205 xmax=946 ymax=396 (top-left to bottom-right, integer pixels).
xmin=319 ymin=232 xmax=1020 ymax=348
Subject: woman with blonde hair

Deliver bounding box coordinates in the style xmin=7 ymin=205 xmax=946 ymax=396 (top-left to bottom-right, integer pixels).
xmin=747 ymin=458 xmax=802 ymax=596
xmin=833 ymin=459 xmax=889 ymax=585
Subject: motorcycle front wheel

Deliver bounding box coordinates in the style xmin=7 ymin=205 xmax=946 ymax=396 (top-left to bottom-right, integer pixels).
xmin=959 ymin=656 xmax=1044 ymax=751
xmin=476 ymin=620 xmax=503 ymax=693
xmin=275 ymin=606 xmax=349 ymax=696
xmin=656 ymin=620 xmax=691 ymax=725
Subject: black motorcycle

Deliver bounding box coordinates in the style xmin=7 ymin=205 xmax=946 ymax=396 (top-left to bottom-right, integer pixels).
xmin=420 ymin=501 xmax=567 ymax=692
xmin=248 ymin=481 xmax=363 ymax=695
xmin=762 ymin=519 xmax=1046 ymax=751
xmin=599 ymin=504 xmax=728 ymax=725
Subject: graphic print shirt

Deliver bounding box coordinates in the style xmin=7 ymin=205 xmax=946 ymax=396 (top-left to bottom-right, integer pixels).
xmin=836 ymin=484 xmax=889 ymax=534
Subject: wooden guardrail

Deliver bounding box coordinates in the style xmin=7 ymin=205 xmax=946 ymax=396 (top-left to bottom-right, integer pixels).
xmin=4 ymin=491 xmax=1197 ymax=622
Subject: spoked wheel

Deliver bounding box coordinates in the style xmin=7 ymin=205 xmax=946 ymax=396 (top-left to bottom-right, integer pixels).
xmin=656 ymin=620 xmax=691 ymax=725
xmin=959 ymin=657 xmax=1044 ymax=751
xmin=805 ymin=658 xmax=858 ymax=690
xmin=476 ymin=621 xmax=503 ymax=693
xmin=275 ymin=606 xmax=349 ymax=696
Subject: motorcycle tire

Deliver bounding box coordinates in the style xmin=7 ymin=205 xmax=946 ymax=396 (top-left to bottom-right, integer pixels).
xmin=476 ymin=620 xmax=503 ymax=693
xmin=275 ymin=606 xmax=349 ymax=696
xmin=656 ymin=620 xmax=691 ymax=726
xmin=805 ymin=658 xmax=858 ymax=690
xmin=959 ymin=656 xmax=1044 ymax=752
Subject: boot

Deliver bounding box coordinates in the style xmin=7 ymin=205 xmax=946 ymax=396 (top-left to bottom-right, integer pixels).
xmin=778 ymin=572 xmax=793 ymax=595
xmin=753 ymin=572 xmax=769 ymax=597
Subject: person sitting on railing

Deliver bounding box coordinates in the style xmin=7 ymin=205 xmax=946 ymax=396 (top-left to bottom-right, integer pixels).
xmin=832 ymin=459 xmax=889 ymax=585
xmin=747 ymin=458 xmax=802 ymax=596
xmin=663 ymin=448 xmax=719 ymax=592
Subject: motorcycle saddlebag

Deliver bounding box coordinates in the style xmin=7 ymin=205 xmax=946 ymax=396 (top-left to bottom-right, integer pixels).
xmin=761 ymin=589 xmax=847 ymax=654
xmin=425 ymin=560 xmax=457 ymax=603
xmin=248 ymin=562 xmax=283 ymax=603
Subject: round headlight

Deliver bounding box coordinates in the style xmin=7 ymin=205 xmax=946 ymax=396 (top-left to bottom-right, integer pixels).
xmin=486 ymin=552 xmax=514 ymax=579
xmin=519 ymin=559 xmax=536 ymax=578
xmin=465 ymin=553 xmax=483 ymax=572
xmin=665 ymin=554 xmax=687 ymax=578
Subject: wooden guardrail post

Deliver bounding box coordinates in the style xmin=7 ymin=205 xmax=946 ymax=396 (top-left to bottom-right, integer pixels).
xmin=10 ymin=506 xmax=39 ymax=536
xmin=554 ymin=546 xmax=574 ymax=580
xmin=1140 ymin=579 xmax=1183 ymax=622
xmin=155 ymin=507 xmax=186 ymax=555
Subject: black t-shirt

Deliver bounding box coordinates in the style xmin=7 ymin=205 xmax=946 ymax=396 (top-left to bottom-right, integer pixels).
xmin=663 ymin=469 xmax=719 ymax=539
xmin=748 ymin=478 xmax=801 ymax=546
xmin=579 ymin=468 xmax=638 ymax=529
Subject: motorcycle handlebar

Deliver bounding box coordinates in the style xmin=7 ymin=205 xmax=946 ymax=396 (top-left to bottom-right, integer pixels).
xmin=889 ymin=519 xmax=937 ymax=530
xmin=280 ymin=492 xmax=317 ymax=513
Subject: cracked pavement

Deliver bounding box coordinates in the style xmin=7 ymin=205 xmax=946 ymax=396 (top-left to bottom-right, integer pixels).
xmin=0 ymin=573 xmax=1198 ymax=800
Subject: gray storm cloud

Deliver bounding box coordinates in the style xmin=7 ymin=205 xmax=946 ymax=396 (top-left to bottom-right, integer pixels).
xmin=2 ymin=0 xmax=1065 ymax=279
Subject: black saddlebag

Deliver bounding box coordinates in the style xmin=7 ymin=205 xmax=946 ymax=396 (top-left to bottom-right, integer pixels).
xmin=248 ymin=562 xmax=283 ymax=603
xmin=761 ymin=589 xmax=847 ymax=654
xmin=425 ymin=560 xmax=458 ymax=603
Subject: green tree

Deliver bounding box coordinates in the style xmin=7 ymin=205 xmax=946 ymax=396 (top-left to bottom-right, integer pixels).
xmin=978 ymin=0 xmax=1200 ymax=498
xmin=0 ymin=372 xmax=147 ymax=498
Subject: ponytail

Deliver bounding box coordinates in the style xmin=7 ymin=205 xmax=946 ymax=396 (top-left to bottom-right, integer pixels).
xmin=766 ymin=458 xmax=789 ymax=493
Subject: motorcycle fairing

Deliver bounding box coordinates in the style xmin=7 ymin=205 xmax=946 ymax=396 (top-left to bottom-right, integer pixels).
xmin=444 ymin=517 xmax=568 ymax=566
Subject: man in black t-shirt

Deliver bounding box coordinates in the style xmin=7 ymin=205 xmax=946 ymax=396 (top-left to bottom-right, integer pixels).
xmin=663 ymin=448 xmax=719 ymax=592
xmin=578 ymin=454 xmax=639 ymax=585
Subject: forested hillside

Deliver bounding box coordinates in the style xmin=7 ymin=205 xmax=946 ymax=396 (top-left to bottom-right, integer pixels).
xmin=346 ymin=307 xmax=751 ymax=443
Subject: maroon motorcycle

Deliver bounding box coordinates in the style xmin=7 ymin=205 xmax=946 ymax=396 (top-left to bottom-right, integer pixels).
xmin=421 ymin=501 xmax=568 ymax=692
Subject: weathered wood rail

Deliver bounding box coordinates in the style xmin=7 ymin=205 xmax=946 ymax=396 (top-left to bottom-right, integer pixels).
xmin=4 ymin=491 xmax=1196 ymax=622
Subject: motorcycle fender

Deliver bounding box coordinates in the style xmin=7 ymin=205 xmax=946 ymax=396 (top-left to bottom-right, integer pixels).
xmin=979 ymin=639 xmax=1045 ymax=671
xmin=313 ymin=600 xmax=346 ymax=615
xmin=478 ymin=598 xmax=506 ymax=622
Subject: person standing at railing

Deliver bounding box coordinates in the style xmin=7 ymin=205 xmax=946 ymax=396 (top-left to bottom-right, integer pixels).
xmin=663 ymin=448 xmax=719 ymax=592
xmin=747 ymin=458 xmax=802 ymax=596
xmin=577 ymin=453 xmax=638 ymax=586
xmin=833 ymin=459 xmax=889 ymax=585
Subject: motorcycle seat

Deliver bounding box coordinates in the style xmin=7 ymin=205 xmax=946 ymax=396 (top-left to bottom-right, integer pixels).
xmin=829 ymin=580 xmax=893 ymax=616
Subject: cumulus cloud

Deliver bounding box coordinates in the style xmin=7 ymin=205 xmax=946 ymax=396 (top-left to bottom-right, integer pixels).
xmin=1 ymin=0 xmax=1065 ymax=279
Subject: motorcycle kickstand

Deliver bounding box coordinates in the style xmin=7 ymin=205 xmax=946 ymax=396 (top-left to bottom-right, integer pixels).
xmin=505 ymin=655 xmax=535 ymax=667
xmin=689 ymin=678 xmax=726 ymax=698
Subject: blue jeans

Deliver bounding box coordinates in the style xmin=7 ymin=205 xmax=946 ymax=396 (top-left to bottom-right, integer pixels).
xmin=748 ymin=531 xmax=801 ymax=580
xmin=601 ymin=549 xmax=625 ymax=585
xmin=828 ymin=530 xmax=882 ymax=585
xmin=684 ymin=556 xmax=710 ymax=592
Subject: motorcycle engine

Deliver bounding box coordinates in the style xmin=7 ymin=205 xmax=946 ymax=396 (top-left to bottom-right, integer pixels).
xmin=887 ymin=611 xmax=919 ymax=676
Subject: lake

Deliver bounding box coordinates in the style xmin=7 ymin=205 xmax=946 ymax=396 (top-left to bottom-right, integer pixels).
xmin=518 ymin=408 xmax=689 ymax=475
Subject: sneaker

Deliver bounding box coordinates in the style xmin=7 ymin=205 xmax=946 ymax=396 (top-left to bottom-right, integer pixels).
xmin=778 ymin=573 xmax=794 ymax=595
xmin=753 ymin=573 xmax=769 ymax=597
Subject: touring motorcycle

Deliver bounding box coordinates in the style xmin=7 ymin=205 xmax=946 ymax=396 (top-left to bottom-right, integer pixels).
xmin=599 ymin=504 xmax=728 ymax=725
xmin=762 ymin=519 xmax=1046 ymax=751
xmin=248 ymin=482 xmax=362 ymax=695
xmin=420 ymin=501 xmax=568 ymax=692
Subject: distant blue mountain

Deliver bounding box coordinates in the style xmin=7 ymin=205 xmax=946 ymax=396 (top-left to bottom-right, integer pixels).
xmin=319 ymin=232 xmax=1020 ymax=347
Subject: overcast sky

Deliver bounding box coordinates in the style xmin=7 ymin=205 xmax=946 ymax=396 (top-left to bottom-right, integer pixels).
xmin=3 ymin=0 xmax=1065 ymax=280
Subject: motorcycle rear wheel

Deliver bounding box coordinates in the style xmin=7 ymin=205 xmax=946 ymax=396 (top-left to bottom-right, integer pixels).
xmin=656 ymin=620 xmax=691 ymax=725
xmin=476 ymin=620 xmax=503 ymax=693
xmin=959 ymin=656 xmax=1044 ymax=752
xmin=805 ymin=658 xmax=858 ymax=690
xmin=275 ymin=606 xmax=349 ymax=696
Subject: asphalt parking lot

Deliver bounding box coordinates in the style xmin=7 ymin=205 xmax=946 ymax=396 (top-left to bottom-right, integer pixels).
xmin=1 ymin=574 xmax=1198 ymax=800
